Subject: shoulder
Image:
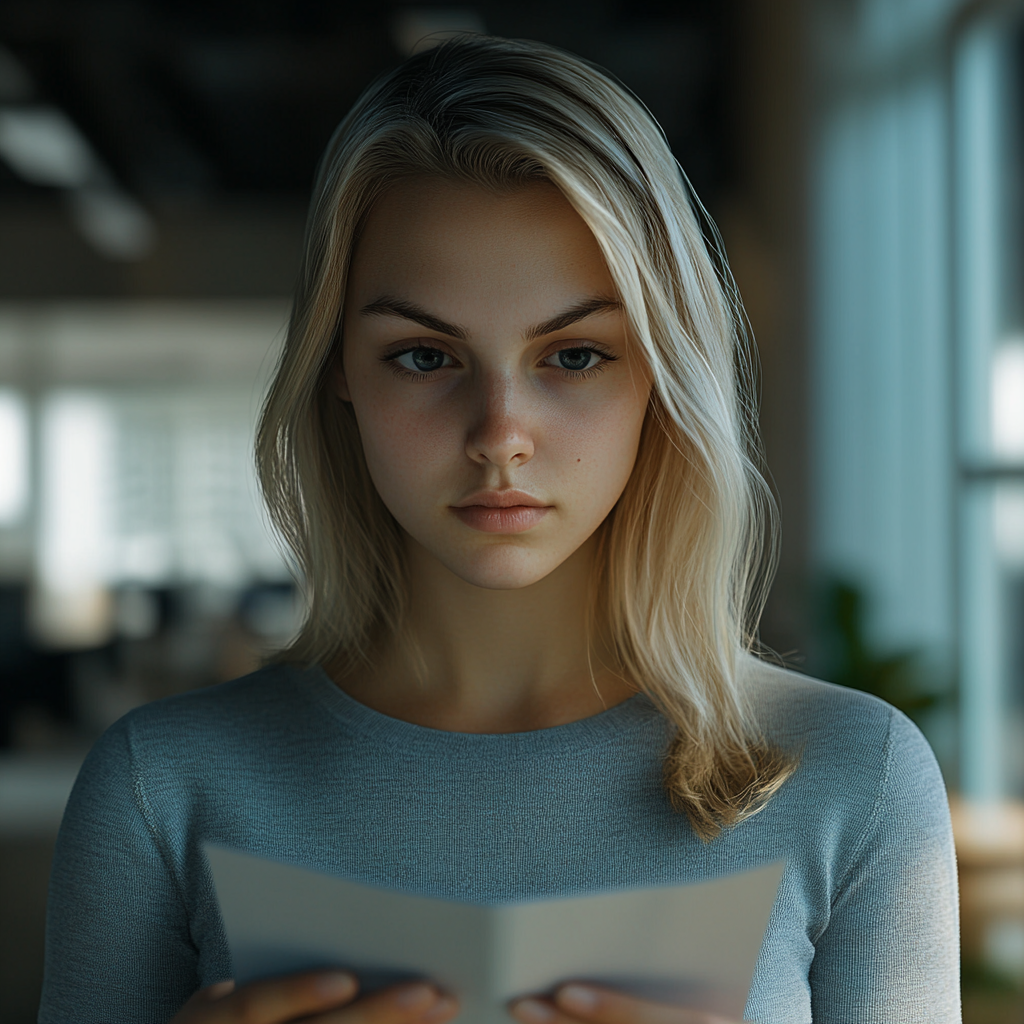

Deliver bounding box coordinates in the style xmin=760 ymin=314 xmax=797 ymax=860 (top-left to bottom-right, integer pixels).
xmin=63 ymin=662 xmax=334 ymax=841
xmin=740 ymin=652 xmax=894 ymax=734
xmin=740 ymin=652 xmax=923 ymax=751
xmin=84 ymin=662 xmax=316 ymax=774
xmin=738 ymin=653 xmax=948 ymax=821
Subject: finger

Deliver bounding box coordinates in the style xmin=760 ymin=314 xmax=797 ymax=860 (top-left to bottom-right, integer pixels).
xmin=553 ymin=984 xmax=737 ymax=1024
xmin=508 ymin=993 xmax=734 ymax=1024
xmin=419 ymin=995 xmax=461 ymax=1024
xmin=508 ymin=995 xmax=575 ymax=1024
xmin=214 ymin=970 xmax=359 ymax=1024
xmin=319 ymin=981 xmax=458 ymax=1024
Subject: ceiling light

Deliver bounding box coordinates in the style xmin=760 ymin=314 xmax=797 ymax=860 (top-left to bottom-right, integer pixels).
xmin=68 ymin=186 xmax=156 ymax=262
xmin=0 ymin=106 xmax=99 ymax=188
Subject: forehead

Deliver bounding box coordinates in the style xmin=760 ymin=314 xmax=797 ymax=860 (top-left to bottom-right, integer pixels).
xmin=344 ymin=176 xmax=616 ymax=314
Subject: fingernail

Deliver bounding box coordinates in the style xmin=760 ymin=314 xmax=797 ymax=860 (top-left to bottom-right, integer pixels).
xmin=316 ymin=971 xmax=356 ymax=998
xmin=394 ymin=983 xmax=437 ymax=1010
xmin=514 ymin=998 xmax=555 ymax=1022
xmin=558 ymin=985 xmax=600 ymax=1012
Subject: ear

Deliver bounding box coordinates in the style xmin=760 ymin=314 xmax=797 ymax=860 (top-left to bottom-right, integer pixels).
xmin=329 ymin=358 xmax=352 ymax=402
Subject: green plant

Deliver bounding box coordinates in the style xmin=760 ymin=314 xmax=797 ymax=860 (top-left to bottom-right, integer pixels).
xmin=962 ymin=955 xmax=1023 ymax=995
xmin=814 ymin=578 xmax=945 ymax=723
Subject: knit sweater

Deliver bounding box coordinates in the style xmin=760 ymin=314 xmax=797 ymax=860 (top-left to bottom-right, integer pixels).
xmin=38 ymin=656 xmax=961 ymax=1023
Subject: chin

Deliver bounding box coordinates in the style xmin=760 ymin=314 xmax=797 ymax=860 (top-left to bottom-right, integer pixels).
xmin=440 ymin=548 xmax=562 ymax=591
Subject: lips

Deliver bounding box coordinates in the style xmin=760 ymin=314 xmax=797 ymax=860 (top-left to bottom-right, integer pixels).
xmin=452 ymin=489 xmax=548 ymax=509
xmin=451 ymin=505 xmax=550 ymax=533
xmin=450 ymin=490 xmax=552 ymax=533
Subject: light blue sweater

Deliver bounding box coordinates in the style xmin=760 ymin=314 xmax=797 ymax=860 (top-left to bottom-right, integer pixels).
xmin=38 ymin=657 xmax=960 ymax=1023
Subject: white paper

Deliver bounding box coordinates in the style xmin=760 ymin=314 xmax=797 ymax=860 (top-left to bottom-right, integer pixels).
xmin=203 ymin=841 xmax=783 ymax=1024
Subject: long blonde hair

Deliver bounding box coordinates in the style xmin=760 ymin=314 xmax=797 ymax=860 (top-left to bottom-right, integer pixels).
xmin=256 ymin=34 xmax=797 ymax=840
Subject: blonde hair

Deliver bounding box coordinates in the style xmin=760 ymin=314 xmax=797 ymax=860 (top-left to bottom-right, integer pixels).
xmin=256 ymin=34 xmax=797 ymax=841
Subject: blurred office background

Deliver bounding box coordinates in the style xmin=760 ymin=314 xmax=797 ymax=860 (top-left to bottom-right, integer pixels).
xmin=0 ymin=1 xmax=1021 ymax=1021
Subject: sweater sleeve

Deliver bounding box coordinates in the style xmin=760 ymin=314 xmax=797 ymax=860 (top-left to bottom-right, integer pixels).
xmin=38 ymin=713 xmax=202 ymax=1024
xmin=808 ymin=707 xmax=961 ymax=1023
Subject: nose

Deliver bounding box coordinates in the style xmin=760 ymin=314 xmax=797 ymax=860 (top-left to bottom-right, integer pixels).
xmin=465 ymin=370 xmax=535 ymax=468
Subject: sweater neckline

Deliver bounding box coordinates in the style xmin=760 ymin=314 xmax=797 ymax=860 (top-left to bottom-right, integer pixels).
xmin=299 ymin=663 xmax=663 ymax=758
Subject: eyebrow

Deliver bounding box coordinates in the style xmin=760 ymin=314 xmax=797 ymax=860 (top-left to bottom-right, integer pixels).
xmin=359 ymin=295 xmax=622 ymax=341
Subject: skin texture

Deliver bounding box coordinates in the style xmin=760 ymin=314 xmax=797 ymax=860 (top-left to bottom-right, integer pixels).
xmin=171 ymin=975 xmax=737 ymax=1024
xmin=169 ymin=179 xmax=737 ymax=1024
xmin=328 ymin=177 xmax=651 ymax=732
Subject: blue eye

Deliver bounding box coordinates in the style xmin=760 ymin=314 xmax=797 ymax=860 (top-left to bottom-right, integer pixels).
xmin=394 ymin=348 xmax=452 ymax=373
xmin=546 ymin=348 xmax=604 ymax=372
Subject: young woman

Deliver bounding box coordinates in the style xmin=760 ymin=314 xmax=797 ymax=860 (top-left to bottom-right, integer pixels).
xmin=40 ymin=35 xmax=960 ymax=1024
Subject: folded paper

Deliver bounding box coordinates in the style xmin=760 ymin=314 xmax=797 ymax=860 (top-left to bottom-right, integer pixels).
xmin=203 ymin=842 xmax=783 ymax=1024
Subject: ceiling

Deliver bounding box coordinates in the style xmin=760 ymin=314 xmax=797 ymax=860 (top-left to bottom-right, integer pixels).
xmin=0 ymin=0 xmax=735 ymax=208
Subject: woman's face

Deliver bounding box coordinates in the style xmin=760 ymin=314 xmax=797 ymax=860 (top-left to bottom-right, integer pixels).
xmin=334 ymin=176 xmax=652 ymax=590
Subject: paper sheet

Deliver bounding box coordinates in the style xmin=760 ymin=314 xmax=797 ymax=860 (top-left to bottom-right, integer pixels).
xmin=203 ymin=841 xmax=783 ymax=1024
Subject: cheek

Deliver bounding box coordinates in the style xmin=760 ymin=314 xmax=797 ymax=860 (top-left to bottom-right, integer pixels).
xmin=351 ymin=391 xmax=457 ymax=501
xmin=552 ymin=389 xmax=650 ymax=497
xmin=569 ymin=382 xmax=648 ymax=452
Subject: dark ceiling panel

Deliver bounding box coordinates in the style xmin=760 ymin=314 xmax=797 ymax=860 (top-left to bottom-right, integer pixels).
xmin=0 ymin=0 xmax=734 ymax=204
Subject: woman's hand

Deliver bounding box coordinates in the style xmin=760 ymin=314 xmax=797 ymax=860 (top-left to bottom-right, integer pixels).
xmin=509 ymin=983 xmax=740 ymax=1024
xmin=170 ymin=970 xmax=459 ymax=1024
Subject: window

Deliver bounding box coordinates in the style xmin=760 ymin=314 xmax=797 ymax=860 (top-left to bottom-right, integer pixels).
xmin=0 ymin=301 xmax=293 ymax=647
xmin=954 ymin=15 xmax=1024 ymax=802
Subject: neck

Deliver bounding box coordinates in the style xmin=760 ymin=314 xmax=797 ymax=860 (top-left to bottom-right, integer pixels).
xmin=333 ymin=533 xmax=636 ymax=732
